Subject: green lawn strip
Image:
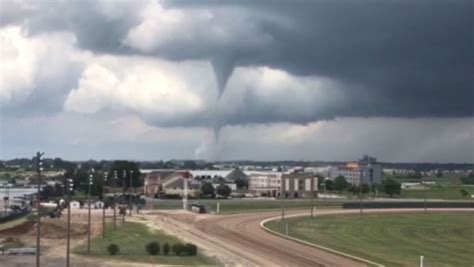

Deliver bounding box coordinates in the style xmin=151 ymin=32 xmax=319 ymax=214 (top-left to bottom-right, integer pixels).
xmin=74 ymin=222 xmax=213 ymax=265
xmin=0 ymin=215 xmax=29 ymax=231
xmin=266 ymin=213 xmax=474 ymax=267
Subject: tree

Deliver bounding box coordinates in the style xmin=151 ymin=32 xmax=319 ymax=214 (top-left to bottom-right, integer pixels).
xmin=216 ymin=184 xmax=231 ymax=198
xmin=435 ymin=171 xmax=443 ymax=178
xmin=184 ymin=243 xmax=197 ymax=255
xmin=383 ymin=179 xmax=401 ymax=197
xmin=163 ymin=243 xmax=170 ymax=256
xmin=109 ymin=161 xmax=142 ymax=188
xmin=325 ymin=180 xmax=334 ymax=191
xmin=200 ymin=182 xmax=215 ymax=197
xmin=172 ymin=243 xmax=185 ymax=256
xmin=145 ymin=241 xmax=160 ymax=255
xmin=333 ymin=176 xmax=349 ymax=192
xmin=107 ymin=244 xmax=120 ymax=255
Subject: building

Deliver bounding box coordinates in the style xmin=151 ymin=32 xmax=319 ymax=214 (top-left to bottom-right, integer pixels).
xmin=248 ymin=173 xmax=282 ymax=197
xmin=281 ymin=172 xmax=318 ymax=198
xmin=329 ymin=155 xmax=383 ymax=185
xmin=144 ymin=170 xmax=193 ymax=198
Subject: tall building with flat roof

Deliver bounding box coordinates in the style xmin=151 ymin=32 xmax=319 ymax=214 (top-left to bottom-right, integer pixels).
xmin=280 ymin=172 xmax=318 ymax=198
xmin=329 ymin=155 xmax=383 ymax=185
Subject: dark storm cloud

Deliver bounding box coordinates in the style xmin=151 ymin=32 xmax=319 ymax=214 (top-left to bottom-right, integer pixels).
xmin=1 ymin=0 xmax=472 ymax=122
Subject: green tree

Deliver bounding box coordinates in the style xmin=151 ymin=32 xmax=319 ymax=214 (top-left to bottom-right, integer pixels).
xmin=172 ymin=243 xmax=185 ymax=256
xmin=107 ymin=243 xmax=120 ymax=255
xmin=216 ymin=184 xmax=231 ymax=197
xmin=200 ymin=182 xmax=215 ymax=197
xmin=145 ymin=241 xmax=160 ymax=255
xmin=325 ymin=179 xmax=334 ymax=191
xmin=108 ymin=161 xmax=142 ymax=188
xmin=333 ymin=176 xmax=349 ymax=192
xmin=383 ymin=179 xmax=401 ymax=197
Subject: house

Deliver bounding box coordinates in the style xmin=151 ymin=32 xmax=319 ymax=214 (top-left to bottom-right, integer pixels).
xmin=144 ymin=170 xmax=176 ymax=198
xmin=144 ymin=170 xmax=198 ymax=198
xmin=162 ymin=172 xmax=200 ymax=197
xmin=225 ymin=168 xmax=248 ymax=183
xmin=248 ymin=173 xmax=282 ymax=197
xmin=281 ymin=172 xmax=318 ymax=198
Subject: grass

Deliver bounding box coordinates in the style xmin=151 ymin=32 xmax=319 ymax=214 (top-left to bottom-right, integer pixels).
xmin=0 ymin=216 xmax=29 ymax=231
xmin=396 ymin=185 xmax=474 ymax=200
xmin=266 ymin=213 xmax=474 ymax=267
xmin=74 ymin=222 xmax=213 ymax=265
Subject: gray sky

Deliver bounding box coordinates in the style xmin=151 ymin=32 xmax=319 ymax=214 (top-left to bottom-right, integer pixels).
xmin=0 ymin=0 xmax=472 ymax=162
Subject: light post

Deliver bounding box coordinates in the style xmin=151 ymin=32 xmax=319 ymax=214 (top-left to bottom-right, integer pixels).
xmin=66 ymin=178 xmax=73 ymax=267
xmin=113 ymin=171 xmax=117 ymax=230
xmin=35 ymin=151 xmax=44 ymax=267
xmin=87 ymin=169 xmax=94 ymax=254
xmin=102 ymin=172 xmax=107 ymax=239
xmin=129 ymin=170 xmax=134 ymax=216
xmin=122 ymin=170 xmax=126 ymax=222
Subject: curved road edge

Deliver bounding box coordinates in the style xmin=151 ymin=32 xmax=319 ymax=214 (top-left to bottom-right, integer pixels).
xmin=260 ymin=208 xmax=474 ymax=267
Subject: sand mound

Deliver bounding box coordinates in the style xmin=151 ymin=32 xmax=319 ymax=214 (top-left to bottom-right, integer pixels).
xmin=28 ymin=219 xmax=87 ymax=238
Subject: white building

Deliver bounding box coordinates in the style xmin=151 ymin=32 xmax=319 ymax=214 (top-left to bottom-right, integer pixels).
xmin=248 ymin=173 xmax=282 ymax=197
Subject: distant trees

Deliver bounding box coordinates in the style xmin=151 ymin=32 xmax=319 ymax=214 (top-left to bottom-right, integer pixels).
xmin=325 ymin=180 xmax=334 ymax=191
xmin=216 ymin=184 xmax=231 ymax=197
xmin=383 ymin=179 xmax=401 ymax=197
xmin=333 ymin=176 xmax=349 ymax=192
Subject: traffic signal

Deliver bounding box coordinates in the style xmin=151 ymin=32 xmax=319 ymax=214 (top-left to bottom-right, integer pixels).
xmin=36 ymin=152 xmax=44 ymax=172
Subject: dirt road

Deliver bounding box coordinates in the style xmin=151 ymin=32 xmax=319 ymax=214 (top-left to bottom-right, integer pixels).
xmin=142 ymin=208 xmax=473 ymax=267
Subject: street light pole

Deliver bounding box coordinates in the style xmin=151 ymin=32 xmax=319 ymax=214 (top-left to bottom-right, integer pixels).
xmin=122 ymin=170 xmax=126 ymax=223
xmin=66 ymin=178 xmax=73 ymax=267
xmin=129 ymin=170 xmax=134 ymax=216
xmin=35 ymin=151 xmax=44 ymax=267
xmin=87 ymin=169 xmax=94 ymax=254
xmin=113 ymin=171 xmax=117 ymax=230
xmin=102 ymin=172 xmax=107 ymax=239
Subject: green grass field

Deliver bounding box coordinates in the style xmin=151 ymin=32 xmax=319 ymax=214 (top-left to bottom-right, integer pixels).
xmin=397 ymin=185 xmax=473 ymax=200
xmin=74 ymin=222 xmax=213 ymax=265
xmin=266 ymin=213 xmax=474 ymax=267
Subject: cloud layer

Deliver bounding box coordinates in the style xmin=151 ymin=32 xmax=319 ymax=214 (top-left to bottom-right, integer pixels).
xmin=0 ymin=0 xmax=472 ymax=161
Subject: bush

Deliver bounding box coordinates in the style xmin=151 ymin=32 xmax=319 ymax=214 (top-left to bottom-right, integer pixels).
xmin=184 ymin=243 xmax=198 ymax=255
xmin=145 ymin=241 xmax=160 ymax=255
xmin=163 ymin=243 xmax=170 ymax=256
xmin=107 ymin=243 xmax=120 ymax=255
xmin=171 ymin=243 xmax=185 ymax=256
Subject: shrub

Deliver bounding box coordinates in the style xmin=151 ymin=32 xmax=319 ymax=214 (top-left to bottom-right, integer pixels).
xmin=163 ymin=243 xmax=170 ymax=256
xmin=145 ymin=241 xmax=160 ymax=255
xmin=171 ymin=243 xmax=185 ymax=256
xmin=107 ymin=243 xmax=120 ymax=255
xmin=184 ymin=243 xmax=198 ymax=255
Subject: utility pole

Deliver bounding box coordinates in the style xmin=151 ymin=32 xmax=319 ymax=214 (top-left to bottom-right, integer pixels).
xmin=66 ymin=178 xmax=73 ymax=267
xmin=311 ymin=190 xmax=315 ymax=218
xmin=122 ymin=170 xmax=126 ymax=222
xmin=129 ymin=170 xmax=133 ymax=216
xmin=35 ymin=151 xmax=44 ymax=267
xmin=423 ymin=181 xmax=427 ymax=213
xmin=113 ymin=171 xmax=117 ymax=230
xmin=359 ymin=182 xmax=363 ymax=214
xmin=102 ymin=171 xmax=107 ymax=239
xmin=87 ymin=169 xmax=94 ymax=254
